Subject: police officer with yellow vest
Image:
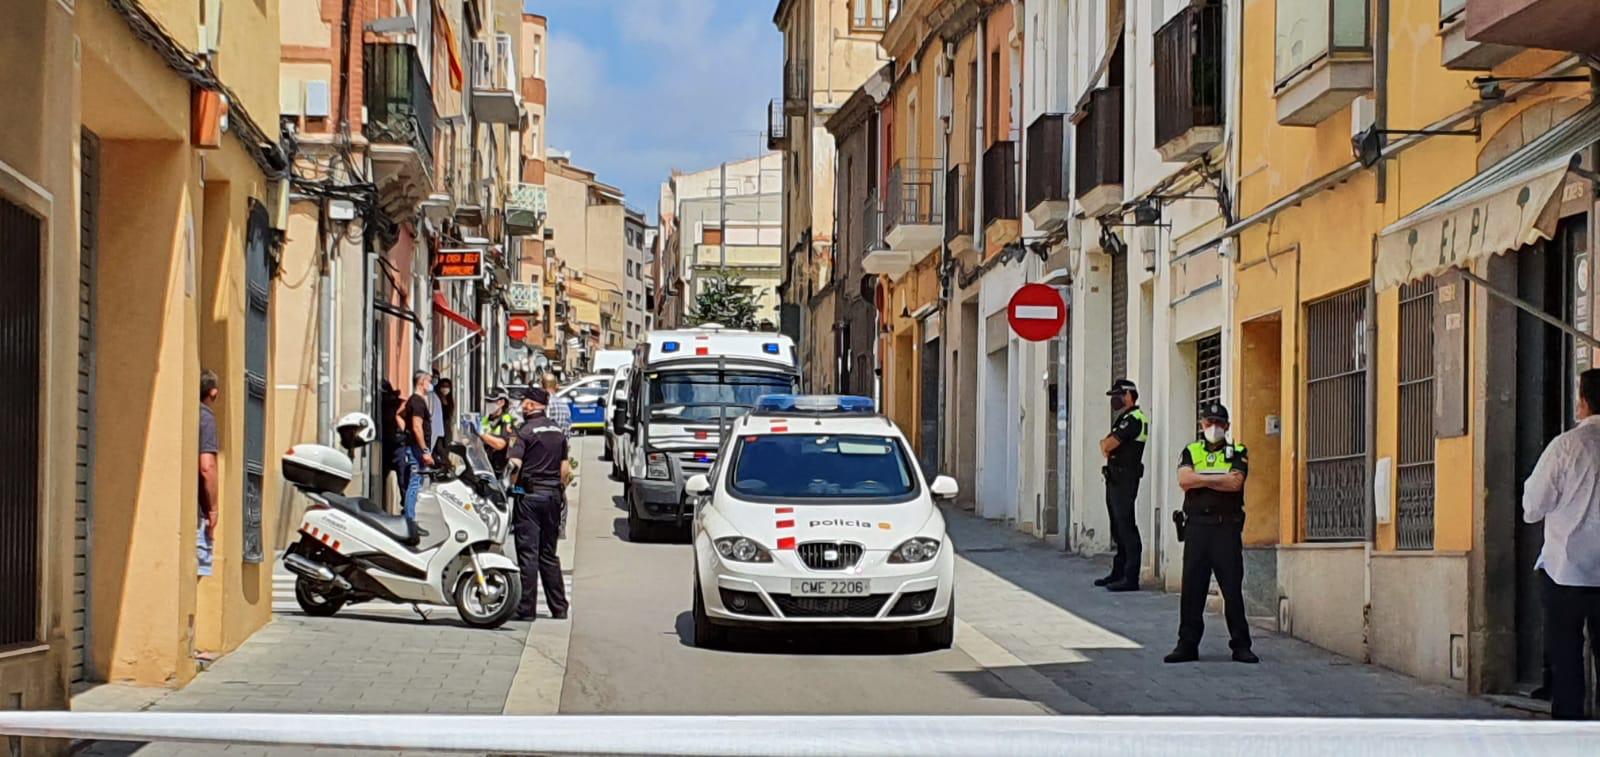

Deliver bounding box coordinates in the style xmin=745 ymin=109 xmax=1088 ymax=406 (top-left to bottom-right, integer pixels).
xmin=1097 ymin=379 xmax=1149 ymax=592
xmin=1166 ymin=401 xmax=1258 ymax=664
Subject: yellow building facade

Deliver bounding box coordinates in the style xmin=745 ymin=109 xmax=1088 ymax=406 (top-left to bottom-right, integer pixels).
xmin=1231 ymin=0 xmax=1589 ymax=692
xmin=2 ymin=1 xmax=285 ymax=727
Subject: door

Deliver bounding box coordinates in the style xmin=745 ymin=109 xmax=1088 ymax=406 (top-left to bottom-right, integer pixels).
xmin=919 ymin=334 xmax=942 ymax=477
xmin=1512 ymin=217 xmax=1583 ymax=689
xmin=74 ymin=130 xmax=101 ymax=682
xmin=0 ymin=191 xmax=43 ymax=652
xmin=243 ymin=202 xmax=272 ymax=564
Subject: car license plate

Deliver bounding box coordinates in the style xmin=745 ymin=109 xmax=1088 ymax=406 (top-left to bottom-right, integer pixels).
xmin=791 ymin=579 xmax=868 ymax=597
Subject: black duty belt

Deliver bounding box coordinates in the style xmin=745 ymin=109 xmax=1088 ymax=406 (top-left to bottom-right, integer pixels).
xmin=1183 ymin=512 xmax=1243 ymax=525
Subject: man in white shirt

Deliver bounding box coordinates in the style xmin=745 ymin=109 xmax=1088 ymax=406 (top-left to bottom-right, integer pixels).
xmin=1522 ymin=368 xmax=1600 ymax=720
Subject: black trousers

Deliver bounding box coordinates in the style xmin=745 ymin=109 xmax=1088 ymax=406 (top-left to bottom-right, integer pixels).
xmin=514 ymin=488 xmax=568 ymax=618
xmin=1104 ymin=472 xmax=1142 ymax=582
xmin=1178 ymin=517 xmax=1252 ymax=652
xmin=1543 ymin=571 xmax=1600 ymax=720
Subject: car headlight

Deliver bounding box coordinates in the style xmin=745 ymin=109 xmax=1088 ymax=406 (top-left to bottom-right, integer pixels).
xmin=646 ymin=452 xmax=671 ymax=480
xmin=888 ymin=537 xmax=941 ymax=563
xmin=714 ymin=536 xmax=773 ymax=563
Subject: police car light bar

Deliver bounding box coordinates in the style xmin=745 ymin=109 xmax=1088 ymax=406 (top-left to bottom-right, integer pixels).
xmin=753 ymin=394 xmax=876 ymax=414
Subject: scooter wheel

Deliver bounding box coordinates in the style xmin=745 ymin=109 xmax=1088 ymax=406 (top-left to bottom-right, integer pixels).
xmin=294 ymin=576 xmax=345 ymax=617
xmin=455 ymin=568 xmax=522 ymax=629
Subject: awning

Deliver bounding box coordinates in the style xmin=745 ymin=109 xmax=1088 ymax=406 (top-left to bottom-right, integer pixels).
xmin=432 ymin=292 xmax=482 ymax=333
xmin=1376 ymin=103 xmax=1600 ymax=291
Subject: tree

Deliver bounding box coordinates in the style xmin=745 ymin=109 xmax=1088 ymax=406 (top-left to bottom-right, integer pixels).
xmin=688 ymin=268 xmax=763 ymax=329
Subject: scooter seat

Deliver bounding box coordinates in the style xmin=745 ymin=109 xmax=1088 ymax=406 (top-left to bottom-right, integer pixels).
xmin=323 ymin=493 xmax=419 ymax=547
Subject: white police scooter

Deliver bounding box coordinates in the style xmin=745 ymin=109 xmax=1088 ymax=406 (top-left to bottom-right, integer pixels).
xmin=280 ymin=414 xmax=522 ymax=628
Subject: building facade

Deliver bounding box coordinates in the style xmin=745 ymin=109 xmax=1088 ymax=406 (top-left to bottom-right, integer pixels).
xmin=3 ymin=0 xmax=286 ymax=721
xmin=773 ymin=0 xmax=888 ymax=391
xmin=656 ymin=154 xmax=785 ymax=329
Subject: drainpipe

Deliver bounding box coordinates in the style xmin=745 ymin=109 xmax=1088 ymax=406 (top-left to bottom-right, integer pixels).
xmin=1374 ymin=0 xmax=1389 ymax=205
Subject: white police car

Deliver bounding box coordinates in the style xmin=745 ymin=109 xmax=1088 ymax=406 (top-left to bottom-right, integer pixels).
xmin=686 ymin=394 xmax=959 ymax=650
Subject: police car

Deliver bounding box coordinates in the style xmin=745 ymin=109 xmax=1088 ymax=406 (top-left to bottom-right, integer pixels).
xmin=687 ymin=395 xmax=959 ymax=650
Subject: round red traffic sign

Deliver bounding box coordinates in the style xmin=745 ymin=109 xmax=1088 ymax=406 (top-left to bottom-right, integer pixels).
xmin=1007 ymin=283 xmax=1067 ymax=342
xmin=507 ymin=318 xmax=529 ymax=342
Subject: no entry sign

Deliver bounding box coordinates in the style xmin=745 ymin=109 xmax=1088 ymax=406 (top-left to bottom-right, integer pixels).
xmin=1007 ymin=283 xmax=1067 ymax=341
xmin=507 ymin=318 xmax=529 ymax=342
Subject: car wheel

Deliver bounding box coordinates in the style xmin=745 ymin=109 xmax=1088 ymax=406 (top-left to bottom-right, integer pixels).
xmin=294 ymin=576 xmax=345 ymax=617
xmin=692 ymin=579 xmax=727 ymax=649
xmin=919 ymin=598 xmax=955 ymax=651
xmin=626 ymin=489 xmax=653 ymax=542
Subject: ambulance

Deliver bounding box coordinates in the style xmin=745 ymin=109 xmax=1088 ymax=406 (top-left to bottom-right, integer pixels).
xmin=611 ymin=327 xmax=798 ymax=541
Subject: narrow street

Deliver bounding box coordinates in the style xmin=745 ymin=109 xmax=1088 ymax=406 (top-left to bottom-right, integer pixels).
xmin=72 ymin=436 xmax=1516 ymax=753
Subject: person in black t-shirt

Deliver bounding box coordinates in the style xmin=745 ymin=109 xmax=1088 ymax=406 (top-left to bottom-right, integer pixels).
xmin=1166 ymin=401 xmax=1256 ymax=664
xmin=400 ymin=371 xmax=435 ymax=532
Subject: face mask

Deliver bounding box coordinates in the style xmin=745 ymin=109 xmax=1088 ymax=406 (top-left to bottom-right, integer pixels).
xmin=1203 ymin=424 xmax=1226 ymax=444
xmin=1109 ymin=396 xmax=1123 ymax=413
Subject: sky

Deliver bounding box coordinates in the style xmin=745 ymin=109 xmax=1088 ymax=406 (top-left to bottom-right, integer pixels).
xmin=528 ymin=0 xmax=782 ymax=223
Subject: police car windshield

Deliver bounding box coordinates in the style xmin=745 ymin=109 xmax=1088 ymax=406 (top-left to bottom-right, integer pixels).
xmin=729 ymin=434 xmax=918 ymax=502
xmin=647 ymin=371 xmax=795 ymax=422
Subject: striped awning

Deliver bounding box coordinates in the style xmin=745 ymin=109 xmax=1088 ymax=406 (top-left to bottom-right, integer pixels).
xmin=1375 ymin=102 xmax=1600 ymax=291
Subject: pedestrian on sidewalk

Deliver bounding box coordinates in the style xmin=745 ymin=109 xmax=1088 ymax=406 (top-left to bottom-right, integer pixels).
xmin=506 ymin=387 xmax=571 ymax=621
xmin=197 ymin=369 xmax=221 ymax=578
xmin=1521 ymin=367 xmax=1600 ymax=720
xmin=401 ymin=370 xmax=435 ymax=536
xmin=1097 ymin=378 xmax=1149 ymax=592
xmin=380 ymin=379 xmax=404 ymax=503
xmin=431 ymin=377 xmax=457 ymax=462
xmin=1166 ymin=402 xmax=1256 ymax=664
xmin=543 ymin=372 xmax=573 ymax=538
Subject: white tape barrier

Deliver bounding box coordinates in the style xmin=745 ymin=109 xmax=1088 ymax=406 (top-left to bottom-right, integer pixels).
xmin=4 ymin=713 xmax=1600 ymax=755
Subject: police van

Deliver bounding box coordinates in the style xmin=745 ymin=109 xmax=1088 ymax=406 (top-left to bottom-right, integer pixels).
xmin=611 ymin=327 xmax=798 ymax=541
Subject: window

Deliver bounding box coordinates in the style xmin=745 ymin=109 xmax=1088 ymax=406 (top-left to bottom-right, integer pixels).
xmin=1304 ymin=287 xmax=1369 ymax=541
xmin=529 ymin=114 xmax=541 ymax=159
xmin=852 ymin=0 xmax=888 ymax=31
xmin=729 ymin=434 xmax=918 ymax=502
xmin=1396 ymin=279 xmax=1436 ymax=549
xmin=532 ymin=32 xmax=544 ymax=78
xmin=647 ymin=371 xmax=796 ymax=423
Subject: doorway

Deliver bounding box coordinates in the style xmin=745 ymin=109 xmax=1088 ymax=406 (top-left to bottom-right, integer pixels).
xmin=1511 ymin=216 xmax=1585 ymax=689
xmin=919 ymin=333 xmax=942 ymax=477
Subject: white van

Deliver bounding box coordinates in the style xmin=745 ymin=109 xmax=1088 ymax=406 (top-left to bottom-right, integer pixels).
xmin=611 ymin=328 xmax=798 ymax=541
xmin=592 ymin=349 xmax=632 ymax=376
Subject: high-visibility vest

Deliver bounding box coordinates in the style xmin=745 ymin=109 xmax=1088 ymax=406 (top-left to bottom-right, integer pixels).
xmin=1185 ymin=440 xmax=1245 ymax=472
xmin=1129 ymin=408 xmax=1150 ymax=442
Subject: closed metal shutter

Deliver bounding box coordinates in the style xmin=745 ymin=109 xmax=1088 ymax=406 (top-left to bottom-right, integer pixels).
xmin=73 ymin=130 xmax=100 ymax=681
xmin=918 ymin=335 xmax=941 ymax=477
xmin=1304 ymin=288 xmax=1369 ymax=541
xmin=1397 ymin=278 xmax=1437 ymax=550
xmin=1110 ymin=247 xmax=1128 ymax=382
xmin=242 ymin=203 xmax=272 ymax=563
xmin=0 ymin=195 xmax=43 ymax=648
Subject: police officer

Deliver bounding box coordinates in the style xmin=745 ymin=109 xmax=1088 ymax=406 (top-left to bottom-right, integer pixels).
xmin=1097 ymin=378 xmax=1149 ymax=592
xmin=1166 ymin=402 xmax=1257 ymax=664
xmin=505 ymin=387 xmax=571 ymax=622
xmin=477 ymin=388 xmax=519 ymax=475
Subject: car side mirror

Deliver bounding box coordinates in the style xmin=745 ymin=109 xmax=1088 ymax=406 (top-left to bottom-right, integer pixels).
xmin=685 ymin=474 xmax=712 ymax=496
xmin=930 ymin=475 xmax=959 ymax=500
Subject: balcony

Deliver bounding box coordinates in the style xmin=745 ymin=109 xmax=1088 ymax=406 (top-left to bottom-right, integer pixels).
xmin=471 ymin=36 xmax=520 ymax=125
xmin=506 ymin=282 xmax=542 ymax=316
xmin=1438 ymin=0 xmax=1519 ymax=69
xmin=1465 ymin=0 xmax=1600 ymax=56
xmin=1024 ymin=113 xmax=1070 ymax=230
xmin=982 ymin=140 xmax=1020 ymax=255
xmin=783 ymin=58 xmax=809 ymax=116
xmin=1274 ymin=0 xmax=1373 ymax=126
xmin=883 ymin=159 xmax=943 ymax=256
xmin=1155 ymin=3 xmax=1225 ymax=161
xmin=767 ymin=98 xmax=789 ymax=151
xmin=505 ymin=182 xmax=547 ymax=236
xmin=364 ymin=43 xmax=437 ymax=210
xmin=1074 ymin=87 xmax=1124 ymax=219
xmin=945 ymin=164 xmax=974 ymax=256
xmin=860 ymin=190 xmax=911 ymax=278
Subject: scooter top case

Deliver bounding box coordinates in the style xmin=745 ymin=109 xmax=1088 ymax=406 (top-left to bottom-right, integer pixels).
xmin=283 ymin=444 xmax=354 ymax=494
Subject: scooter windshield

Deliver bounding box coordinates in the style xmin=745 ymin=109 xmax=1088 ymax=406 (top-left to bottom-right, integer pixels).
xmin=457 ymin=416 xmax=498 ymax=480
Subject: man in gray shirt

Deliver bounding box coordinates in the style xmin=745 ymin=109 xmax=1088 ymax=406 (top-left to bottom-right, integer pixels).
xmin=198 ymin=369 xmax=220 ymax=578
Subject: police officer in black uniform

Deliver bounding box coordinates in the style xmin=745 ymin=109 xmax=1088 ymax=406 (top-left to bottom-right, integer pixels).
xmin=1166 ymin=402 xmax=1257 ymax=663
xmin=505 ymin=387 xmax=571 ymax=621
xmin=1098 ymin=379 xmax=1149 ymax=592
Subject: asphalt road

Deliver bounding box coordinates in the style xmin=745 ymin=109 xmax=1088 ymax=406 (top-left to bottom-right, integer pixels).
xmin=557 ymin=436 xmax=1046 ymax=715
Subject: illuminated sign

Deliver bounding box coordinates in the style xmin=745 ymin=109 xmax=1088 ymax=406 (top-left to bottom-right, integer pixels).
xmin=433 ymin=248 xmax=484 ymax=280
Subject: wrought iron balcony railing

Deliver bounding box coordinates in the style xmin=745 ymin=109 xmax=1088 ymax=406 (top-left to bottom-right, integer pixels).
xmin=364 ymin=43 xmax=436 ymax=160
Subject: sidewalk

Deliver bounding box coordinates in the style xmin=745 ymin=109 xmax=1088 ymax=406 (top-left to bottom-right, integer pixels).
xmin=944 ymin=506 xmax=1518 ymax=718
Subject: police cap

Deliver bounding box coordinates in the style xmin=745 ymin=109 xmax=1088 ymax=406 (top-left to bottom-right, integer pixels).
xmin=1106 ymin=378 xmax=1138 ymax=396
xmin=521 ymin=386 xmax=550 ymax=405
xmin=486 ymin=387 xmax=509 ymax=402
xmin=1200 ymin=401 xmax=1230 ymax=424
